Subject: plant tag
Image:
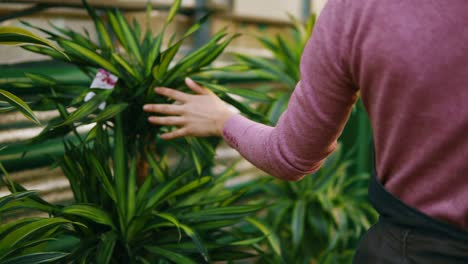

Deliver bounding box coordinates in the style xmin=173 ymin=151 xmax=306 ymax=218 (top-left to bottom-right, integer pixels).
xmin=84 ymin=69 xmax=118 ymax=110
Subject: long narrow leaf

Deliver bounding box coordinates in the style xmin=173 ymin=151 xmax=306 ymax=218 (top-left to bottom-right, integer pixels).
xmin=127 ymin=157 xmax=137 ymax=224
xmin=113 ymin=114 xmax=127 ymax=229
xmin=62 ymin=204 xmax=115 ymax=229
xmin=0 ymin=191 xmax=37 ymax=210
xmin=245 ymin=217 xmax=283 ymax=259
xmin=144 ymin=246 xmax=196 ymax=264
xmin=57 ymin=89 xmax=112 ymax=127
xmin=96 ymin=232 xmax=117 ymax=264
xmin=114 ymin=10 xmax=143 ymax=64
xmin=166 ymin=0 xmax=182 ymax=25
xmin=145 ymin=31 xmax=164 ymax=76
xmin=291 ymin=200 xmax=306 ymax=250
xmin=58 ymin=40 xmax=119 ymax=75
xmin=179 ymin=205 xmax=263 ymax=222
xmin=0 ymin=218 xmax=71 ymax=258
xmin=180 ymin=224 xmax=209 ymax=262
xmin=0 ymin=89 xmax=40 ymax=125
xmin=87 ymin=154 xmax=117 ymax=202
xmin=1 ymin=252 xmax=68 ymax=264
xmin=166 ymin=176 xmax=211 ymax=199
xmin=91 ymin=103 xmax=128 ymax=123
xmin=82 ymin=0 xmax=113 ymax=51
xmin=0 ymin=26 xmax=64 ymax=55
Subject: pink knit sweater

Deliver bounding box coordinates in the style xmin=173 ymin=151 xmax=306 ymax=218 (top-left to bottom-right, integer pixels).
xmin=223 ymin=0 xmax=468 ymax=229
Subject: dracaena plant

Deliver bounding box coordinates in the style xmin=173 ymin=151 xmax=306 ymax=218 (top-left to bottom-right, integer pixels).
xmin=1 ymin=1 xmax=269 ymax=263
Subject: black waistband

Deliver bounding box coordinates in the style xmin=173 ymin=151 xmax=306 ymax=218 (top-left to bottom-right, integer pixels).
xmin=369 ymin=171 xmax=468 ymax=242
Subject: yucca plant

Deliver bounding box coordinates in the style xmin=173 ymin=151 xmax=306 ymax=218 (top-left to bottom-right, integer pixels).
xmin=1 ymin=1 xmax=270 ymax=263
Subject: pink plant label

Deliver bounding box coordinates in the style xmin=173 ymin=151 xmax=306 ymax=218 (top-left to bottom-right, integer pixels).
xmin=84 ymin=69 xmax=119 ymax=110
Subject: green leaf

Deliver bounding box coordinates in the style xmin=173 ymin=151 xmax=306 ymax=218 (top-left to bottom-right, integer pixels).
xmin=62 ymin=204 xmax=115 ymax=229
xmin=195 ymin=34 xmax=240 ymax=69
xmin=49 ymin=22 xmax=98 ymax=51
xmin=144 ymin=246 xmax=196 ymax=264
xmin=135 ymin=170 xmax=154 ymax=215
xmin=0 ymin=218 xmax=71 ymax=259
xmin=91 ymin=103 xmax=128 ymax=123
xmin=87 ymin=154 xmax=117 ymax=202
xmin=113 ymin=114 xmax=127 ymax=228
xmin=166 ymin=176 xmax=211 ymax=199
xmin=218 ymin=93 xmax=267 ymax=122
xmin=192 ymin=220 xmax=238 ymax=231
xmin=57 ymin=89 xmax=112 ymax=127
xmin=179 ymin=205 xmax=263 ymax=222
xmin=82 ymin=0 xmax=113 ymax=51
xmin=111 ymin=53 xmax=140 ymax=80
xmin=245 ymin=217 xmax=282 ymax=259
xmin=145 ymin=31 xmax=164 ymax=76
xmin=180 ymin=224 xmax=209 ymax=262
xmin=113 ymin=10 xmax=143 ymax=64
xmin=107 ymin=10 xmax=127 ymax=50
xmin=22 ymin=44 xmax=69 ymax=61
xmin=191 ymin=148 xmax=203 ymax=176
xmin=163 ymin=33 xmax=236 ymax=86
xmin=153 ymin=212 xmax=182 ymax=241
xmin=234 ymin=54 xmax=296 ymax=87
xmin=144 ymin=171 xmax=189 ymax=210
xmin=145 ymin=150 xmax=166 ymax=182
xmin=0 ymin=191 xmax=36 ymax=210
xmin=230 ymin=236 xmax=265 ymax=246
xmin=166 ymin=0 xmax=182 ymax=25
xmin=291 ymin=200 xmax=306 ymax=250
xmin=0 ymin=252 xmax=68 ymax=264
xmin=96 ymin=232 xmax=117 ymax=264
xmin=58 ymin=40 xmax=119 ymax=75
xmin=127 ymin=157 xmax=137 ymax=224
xmin=269 ymin=92 xmax=289 ymax=125
xmin=0 ymin=26 xmax=64 ymax=54
xmin=152 ymin=41 xmax=183 ymax=82
xmin=199 ymin=82 xmax=271 ymax=102
xmin=182 ymin=13 xmax=211 ymax=39
xmin=0 ymin=89 xmax=40 ymax=125
xmin=24 ymin=72 xmax=57 ymax=86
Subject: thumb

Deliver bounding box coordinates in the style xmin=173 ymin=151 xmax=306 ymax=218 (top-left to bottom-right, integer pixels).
xmin=185 ymin=77 xmax=208 ymax=95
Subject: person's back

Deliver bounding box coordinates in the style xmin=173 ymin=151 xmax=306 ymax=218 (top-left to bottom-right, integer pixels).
xmin=349 ymin=0 xmax=468 ymax=229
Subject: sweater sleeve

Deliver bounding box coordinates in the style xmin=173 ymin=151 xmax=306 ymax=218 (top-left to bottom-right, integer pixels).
xmin=222 ymin=0 xmax=358 ymax=181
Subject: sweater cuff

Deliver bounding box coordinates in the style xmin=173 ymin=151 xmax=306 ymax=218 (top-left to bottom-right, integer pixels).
xmin=222 ymin=114 xmax=253 ymax=149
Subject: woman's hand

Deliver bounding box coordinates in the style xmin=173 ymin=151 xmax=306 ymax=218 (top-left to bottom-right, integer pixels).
xmin=143 ymin=78 xmax=235 ymax=140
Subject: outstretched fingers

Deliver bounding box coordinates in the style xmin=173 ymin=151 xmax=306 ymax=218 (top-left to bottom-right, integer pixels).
xmin=148 ymin=116 xmax=185 ymax=126
xmin=160 ymin=128 xmax=188 ymax=140
xmin=185 ymin=77 xmax=209 ymax=95
xmin=143 ymin=104 xmax=184 ymax=115
xmin=154 ymin=87 xmax=191 ymax=102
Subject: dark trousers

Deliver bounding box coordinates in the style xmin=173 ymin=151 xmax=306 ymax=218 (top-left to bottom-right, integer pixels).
xmin=353 ymin=171 xmax=468 ymax=263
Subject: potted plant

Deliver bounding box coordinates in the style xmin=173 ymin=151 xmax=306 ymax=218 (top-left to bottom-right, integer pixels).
xmin=1 ymin=1 xmax=270 ymax=263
